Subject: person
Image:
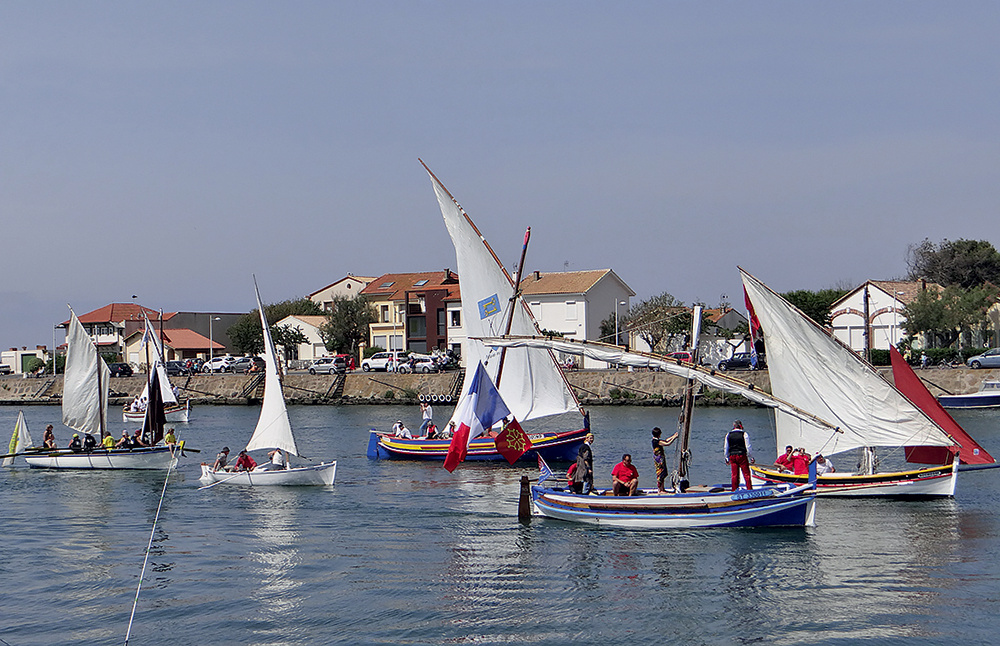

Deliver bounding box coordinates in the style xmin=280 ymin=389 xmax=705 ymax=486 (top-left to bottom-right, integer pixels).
xmin=213 ymin=446 xmax=230 ymax=471
xmin=815 ymin=454 xmax=835 ymax=475
xmin=392 ymin=420 xmax=412 ymax=439
xmin=789 ymin=447 xmax=812 ymax=475
xmin=651 ymin=427 xmax=679 ymax=494
xmin=774 ymin=445 xmax=794 ymax=472
xmin=132 ymin=429 xmax=148 ymax=447
xmin=423 ymin=423 xmax=438 ymax=440
xmin=172 ymin=384 xmax=180 ymax=399
xmin=138 ymin=396 xmax=148 ymax=412
xmin=234 ymin=450 xmax=257 ymax=471
xmin=164 ymin=428 xmax=178 ymax=454
xmin=419 ymin=402 xmax=433 ymax=436
xmin=723 ymin=420 xmax=754 ymax=491
xmin=185 ymin=358 xmax=194 ymax=374
xmin=266 ymin=448 xmax=288 ymax=470
xmin=83 ymin=433 xmax=97 ymax=452
xmin=569 ymin=433 xmax=595 ymax=494
xmin=921 ymin=353 xmax=929 ymax=369
xmin=68 ymin=433 xmax=82 ymax=452
xmin=611 ymin=453 xmax=640 ymax=496
xmin=130 ymin=396 xmax=141 ymax=412
xmin=347 ymin=356 xmax=356 ymax=371
xmin=566 ymin=462 xmax=578 ymax=489
xmin=101 ymin=431 xmax=115 ymax=449
xmin=440 ymin=422 xmax=455 ymax=440
xmin=115 ymin=431 xmax=133 ymax=449
xmin=43 ymin=425 xmax=56 ymax=449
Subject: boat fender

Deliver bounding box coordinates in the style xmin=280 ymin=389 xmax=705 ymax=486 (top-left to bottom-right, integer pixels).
xmin=419 ymin=394 xmax=426 ymax=402
xmin=444 ymin=395 xmax=453 ymax=403
xmin=431 ymin=394 xmax=439 ymax=402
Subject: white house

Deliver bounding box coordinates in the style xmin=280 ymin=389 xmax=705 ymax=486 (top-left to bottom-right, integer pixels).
xmin=309 ymin=275 xmax=376 ymax=312
xmin=275 ymin=315 xmax=329 ymax=363
xmin=830 ymin=280 xmax=941 ymax=352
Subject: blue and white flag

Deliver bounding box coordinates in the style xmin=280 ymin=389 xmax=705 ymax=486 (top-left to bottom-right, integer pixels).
xmin=537 ymin=454 xmax=553 ymax=485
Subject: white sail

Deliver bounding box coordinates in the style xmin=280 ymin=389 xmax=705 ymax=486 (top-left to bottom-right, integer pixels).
xmin=139 ymin=313 xmax=178 ymax=405
xmin=740 ymin=268 xmax=953 ymax=457
xmin=3 ymin=411 xmax=34 ymax=466
xmin=425 ymin=166 xmax=578 ymax=424
xmin=478 ymin=335 xmax=843 ymax=435
xmin=244 ymin=280 xmax=299 ymax=457
xmin=62 ymin=309 xmax=110 ymax=437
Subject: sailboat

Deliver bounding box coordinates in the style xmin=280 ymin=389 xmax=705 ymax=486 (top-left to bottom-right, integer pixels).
xmin=23 ymin=308 xmax=180 ymax=470
xmin=479 ymin=310 xmax=818 ymax=529
xmin=123 ymin=312 xmax=190 ymax=424
xmin=199 ymin=279 xmax=337 ymax=486
xmin=741 ymin=268 xmax=995 ymax=497
xmin=366 ymin=163 xmax=588 ymax=463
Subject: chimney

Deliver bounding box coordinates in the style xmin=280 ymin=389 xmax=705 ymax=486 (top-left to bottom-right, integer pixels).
xmin=534 ymin=270 xmax=541 ymax=281
xmin=444 ymin=268 xmax=451 ymax=281
xmin=37 ymin=345 xmax=46 ymax=350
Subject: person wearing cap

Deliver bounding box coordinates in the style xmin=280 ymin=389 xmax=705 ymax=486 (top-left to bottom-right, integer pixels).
xmin=815 ymin=454 xmax=835 ymax=475
xmin=213 ymin=447 xmax=230 ymax=471
xmin=68 ymin=433 xmax=82 ymax=452
xmin=723 ymin=420 xmax=754 ymax=491
xmin=234 ymin=450 xmax=257 ymax=472
xmin=392 ymin=420 xmax=412 ymax=439
xmin=569 ymin=433 xmax=595 ymax=494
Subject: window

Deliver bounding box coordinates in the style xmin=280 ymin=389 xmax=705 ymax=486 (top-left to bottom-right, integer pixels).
xmin=389 ymin=335 xmax=403 ymax=351
xmin=450 ymin=310 xmax=461 ymax=327
xmin=414 ymin=279 xmax=428 ymax=287
xmin=373 ymin=335 xmax=386 ymax=350
xmin=437 ymin=309 xmax=446 ymax=336
xmin=379 ymin=281 xmax=395 ymax=289
xmin=566 ymin=301 xmax=578 ymax=321
xmin=380 ymin=305 xmax=390 ymax=323
xmin=409 ymin=316 xmax=427 ymax=338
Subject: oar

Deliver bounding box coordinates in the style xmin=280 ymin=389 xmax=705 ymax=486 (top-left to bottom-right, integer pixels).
xmin=198 ymin=472 xmax=245 ymax=490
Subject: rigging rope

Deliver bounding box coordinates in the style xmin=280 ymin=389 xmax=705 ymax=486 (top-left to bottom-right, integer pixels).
xmin=123 ymin=458 xmax=176 ymax=646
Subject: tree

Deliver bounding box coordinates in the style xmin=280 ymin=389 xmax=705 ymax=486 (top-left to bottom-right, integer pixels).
xmin=902 ymin=284 xmax=999 ymax=348
xmin=228 ymin=297 xmax=322 ymax=355
xmin=906 ymin=238 xmax=1000 ymax=289
xmin=781 ymin=288 xmax=849 ymax=327
xmin=318 ymin=295 xmax=377 ymax=355
xmin=624 ymin=292 xmax=690 ymax=353
xmin=598 ymin=312 xmax=623 ymax=345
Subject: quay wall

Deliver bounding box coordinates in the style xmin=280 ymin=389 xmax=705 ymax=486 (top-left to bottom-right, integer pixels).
xmin=2 ymin=367 xmax=998 ymax=406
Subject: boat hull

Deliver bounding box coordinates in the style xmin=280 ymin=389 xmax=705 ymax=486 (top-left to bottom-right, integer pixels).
xmin=123 ymin=400 xmax=190 ymax=423
xmin=937 ymin=393 xmax=1000 ymax=409
xmin=530 ymin=485 xmax=816 ymax=529
xmin=366 ymin=428 xmax=587 ymax=462
xmin=24 ymin=447 xmax=179 ymax=470
xmin=199 ymin=462 xmax=337 ymax=486
xmin=750 ymin=463 xmax=957 ymax=498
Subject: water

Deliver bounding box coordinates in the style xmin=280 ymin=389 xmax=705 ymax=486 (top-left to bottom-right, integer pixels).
xmin=2 ymin=404 xmax=999 ymax=645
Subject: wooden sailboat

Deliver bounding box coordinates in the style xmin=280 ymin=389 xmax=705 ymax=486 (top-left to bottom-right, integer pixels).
xmin=199 ymin=279 xmax=336 ymax=486
xmin=367 ymin=163 xmax=588 ymax=462
xmin=123 ymin=312 xmax=190 ymax=423
xmin=23 ymin=308 xmax=180 ymax=470
xmin=741 ymin=269 xmax=994 ymax=497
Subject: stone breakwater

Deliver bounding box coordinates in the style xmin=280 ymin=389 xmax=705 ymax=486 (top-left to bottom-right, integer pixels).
xmin=1 ymin=367 xmax=997 ymax=406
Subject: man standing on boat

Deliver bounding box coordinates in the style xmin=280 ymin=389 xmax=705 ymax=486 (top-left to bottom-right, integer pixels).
xmin=419 ymin=401 xmax=433 ymax=436
xmin=570 ymin=433 xmax=595 ymax=494
xmin=724 ymin=420 xmax=754 ymax=491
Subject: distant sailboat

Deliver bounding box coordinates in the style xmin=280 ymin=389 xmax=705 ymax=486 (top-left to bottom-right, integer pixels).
xmin=123 ymin=311 xmax=190 ymax=424
xmin=199 ymin=278 xmax=337 ymax=486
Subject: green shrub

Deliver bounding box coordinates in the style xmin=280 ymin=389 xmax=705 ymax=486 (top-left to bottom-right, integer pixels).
xmin=384 ymin=390 xmax=395 ymax=399
xmin=869 ymin=349 xmax=890 ymax=366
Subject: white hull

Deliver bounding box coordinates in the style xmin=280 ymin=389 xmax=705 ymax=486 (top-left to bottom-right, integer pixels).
xmin=750 ymin=464 xmax=958 ymax=498
xmin=123 ymin=401 xmax=190 ymax=423
xmin=199 ymin=462 xmax=337 ymax=486
xmin=24 ymin=447 xmax=179 ymax=470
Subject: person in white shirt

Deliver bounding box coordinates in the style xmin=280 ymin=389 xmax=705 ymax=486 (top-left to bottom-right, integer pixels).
xmin=815 ymin=454 xmax=835 ymax=475
xmin=392 ymin=421 xmax=412 ymax=439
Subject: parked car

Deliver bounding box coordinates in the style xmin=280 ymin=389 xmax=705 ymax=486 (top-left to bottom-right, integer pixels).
xmin=0 ymin=364 xmax=11 ymax=375
xmin=228 ymin=356 xmax=264 ymax=374
xmin=397 ymin=357 xmax=440 ymax=374
xmin=967 ymin=348 xmax=1000 ymax=369
xmin=361 ymin=351 xmax=409 ymax=372
xmin=163 ymin=360 xmax=191 ymax=376
xmin=109 ymin=363 xmax=133 ymax=377
xmin=308 ymin=356 xmax=346 ymax=375
xmin=668 ymin=351 xmax=694 ymax=363
xmin=717 ymin=352 xmax=765 ymax=371
xmin=202 ymin=356 xmax=235 ymax=373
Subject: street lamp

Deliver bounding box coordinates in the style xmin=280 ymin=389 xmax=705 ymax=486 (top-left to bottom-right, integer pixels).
xmin=614 ymin=300 xmax=627 ymax=347
xmin=209 ymin=316 xmax=221 ymax=365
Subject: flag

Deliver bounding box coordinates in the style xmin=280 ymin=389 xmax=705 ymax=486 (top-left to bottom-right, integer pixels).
xmin=443 ymin=362 xmax=510 ymax=472
xmin=537 ymin=454 xmax=553 ymax=485
xmin=3 ymin=411 xmax=33 ymax=467
xmin=495 ymin=417 xmax=533 ymax=465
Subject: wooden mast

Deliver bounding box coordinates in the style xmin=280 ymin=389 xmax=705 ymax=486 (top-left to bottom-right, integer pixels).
xmin=674 ymin=305 xmax=703 ymax=491
xmin=495 ymin=227 xmax=530 ymax=388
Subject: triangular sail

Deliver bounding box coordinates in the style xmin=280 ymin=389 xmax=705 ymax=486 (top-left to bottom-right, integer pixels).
xmin=740 ymin=269 xmax=953 ymax=458
xmin=139 ymin=312 xmax=178 ymax=405
xmin=141 ymin=369 xmax=168 ymax=446
xmin=890 ymin=346 xmax=994 ymax=465
xmin=244 ymin=278 xmax=299 ymax=457
xmin=3 ymin=411 xmax=33 ymax=467
xmin=423 ymin=163 xmax=578 ymax=425
xmin=62 ymin=309 xmax=110 ymax=438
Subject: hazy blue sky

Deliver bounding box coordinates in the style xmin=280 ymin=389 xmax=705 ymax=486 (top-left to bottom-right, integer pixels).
xmin=3 ymin=2 xmax=999 ymax=348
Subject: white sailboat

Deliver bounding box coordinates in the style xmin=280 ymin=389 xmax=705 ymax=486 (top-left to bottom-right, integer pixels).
xmin=2 ymin=411 xmax=34 ymax=467
xmin=199 ymin=279 xmax=336 ymax=486
xmin=740 ymin=268 xmax=980 ymax=497
xmin=24 ymin=308 xmax=179 ymax=470
xmin=123 ymin=312 xmax=190 ymax=424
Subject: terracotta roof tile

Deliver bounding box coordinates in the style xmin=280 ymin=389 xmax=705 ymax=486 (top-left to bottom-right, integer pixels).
xmin=360 ymin=271 xmax=462 ymax=302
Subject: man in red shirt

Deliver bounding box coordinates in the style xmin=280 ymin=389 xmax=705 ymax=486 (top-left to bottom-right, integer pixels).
xmin=611 ymin=454 xmax=639 ymax=496
xmin=234 ymin=450 xmax=257 ymax=472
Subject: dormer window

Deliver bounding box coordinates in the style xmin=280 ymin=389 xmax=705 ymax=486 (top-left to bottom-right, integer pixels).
xmin=414 ymin=279 xmax=428 ymax=287
xmin=379 ymin=281 xmax=395 ymax=289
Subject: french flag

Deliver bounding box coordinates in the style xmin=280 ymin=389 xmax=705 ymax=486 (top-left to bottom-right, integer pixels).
xmin=443 ymin=362 xmax=511 ymax=472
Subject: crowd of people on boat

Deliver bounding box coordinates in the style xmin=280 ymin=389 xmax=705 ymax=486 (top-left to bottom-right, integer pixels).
xmin=771 ymin=445 xmax=835 ymax=475
xmin=39 ymin=424 xmax=180 ymax=454
xmin=210 ymin=446 xmax=291 ymax=473
xmin=387 ymin=402 xmax=458 ymax=440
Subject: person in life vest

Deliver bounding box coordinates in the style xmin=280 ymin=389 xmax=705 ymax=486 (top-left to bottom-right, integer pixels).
xmin=723 ymin=420 xmax=754 ymax=491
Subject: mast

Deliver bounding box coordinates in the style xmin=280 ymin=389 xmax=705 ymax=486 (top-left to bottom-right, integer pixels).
xmin=96 ymin=330 xmax=106 ymax=440
xmin=674 ymin=305 xmax=703 ymax=491
xmin=495 ymin=227 xmax=530 ymax=388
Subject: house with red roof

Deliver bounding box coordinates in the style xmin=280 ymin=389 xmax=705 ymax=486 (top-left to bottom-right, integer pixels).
xmin=359 ymin=270 xmax=462 ymax=355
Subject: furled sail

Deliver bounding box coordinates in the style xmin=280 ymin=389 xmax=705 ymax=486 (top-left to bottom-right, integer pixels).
xmin=244 ymin=279 xmax=299 ymax=457
xmin=740 ymin=268 xmax=953 ymax=457
xmin=478 ymin=335 xmax=843 ymax=434
xmin=62 ymin=309 xmax=110 ymax=437
xmin=424 ymin=163 xmax=578 ymax=424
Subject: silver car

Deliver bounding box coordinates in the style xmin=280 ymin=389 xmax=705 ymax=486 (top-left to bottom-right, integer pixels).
xmin=967 ymin=348 xmax=1000 ymax=369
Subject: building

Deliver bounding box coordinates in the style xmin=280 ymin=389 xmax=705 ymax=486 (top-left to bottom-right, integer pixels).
xmin=0 ymin=346 xmax=49 ymax=374
xmin=309 ymin=275 xmax=376 ymax=312
xmin=519 ymin=269 xmax=635 ymax=368
xmin=830 ymin=280 xmax=941 ymax=352
xmin=274 ymin=314 xmax=329 ymax=363
xmin=122 ymin=329 xmax=224 ymax=366
xmin=359 ymin=270 xmax=462 ymax=355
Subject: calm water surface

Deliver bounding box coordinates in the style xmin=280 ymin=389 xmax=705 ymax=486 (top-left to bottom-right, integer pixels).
xmin=1 ymin=404 xmax=999 ymax=645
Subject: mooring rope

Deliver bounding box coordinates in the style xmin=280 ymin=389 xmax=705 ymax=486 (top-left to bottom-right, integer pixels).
xmin=123 ymin=458 xmax=176 ymax=645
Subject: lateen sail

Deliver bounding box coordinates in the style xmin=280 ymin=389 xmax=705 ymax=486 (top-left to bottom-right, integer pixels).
xmin=424 ymin=164 xmax=578 ymax=424
xmin=244 ymin=280 xmax=299 ymax=457
xmin=138 ymin=313 xmax=178 ymax=405
xmin=62 ymin=309 xmax=110 ymax=437
xmin=740 ymin=268 xmax=953 ymax=457
xmin=3 ymin=411 xmax=33 ymax=467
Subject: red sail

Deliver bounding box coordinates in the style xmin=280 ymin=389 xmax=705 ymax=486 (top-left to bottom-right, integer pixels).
xmin=891 ymin=346 xmax=994 ymax=465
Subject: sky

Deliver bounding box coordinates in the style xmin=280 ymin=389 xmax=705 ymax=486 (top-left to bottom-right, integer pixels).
xmin=3 ymin=2 xmax=999 ymax=348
